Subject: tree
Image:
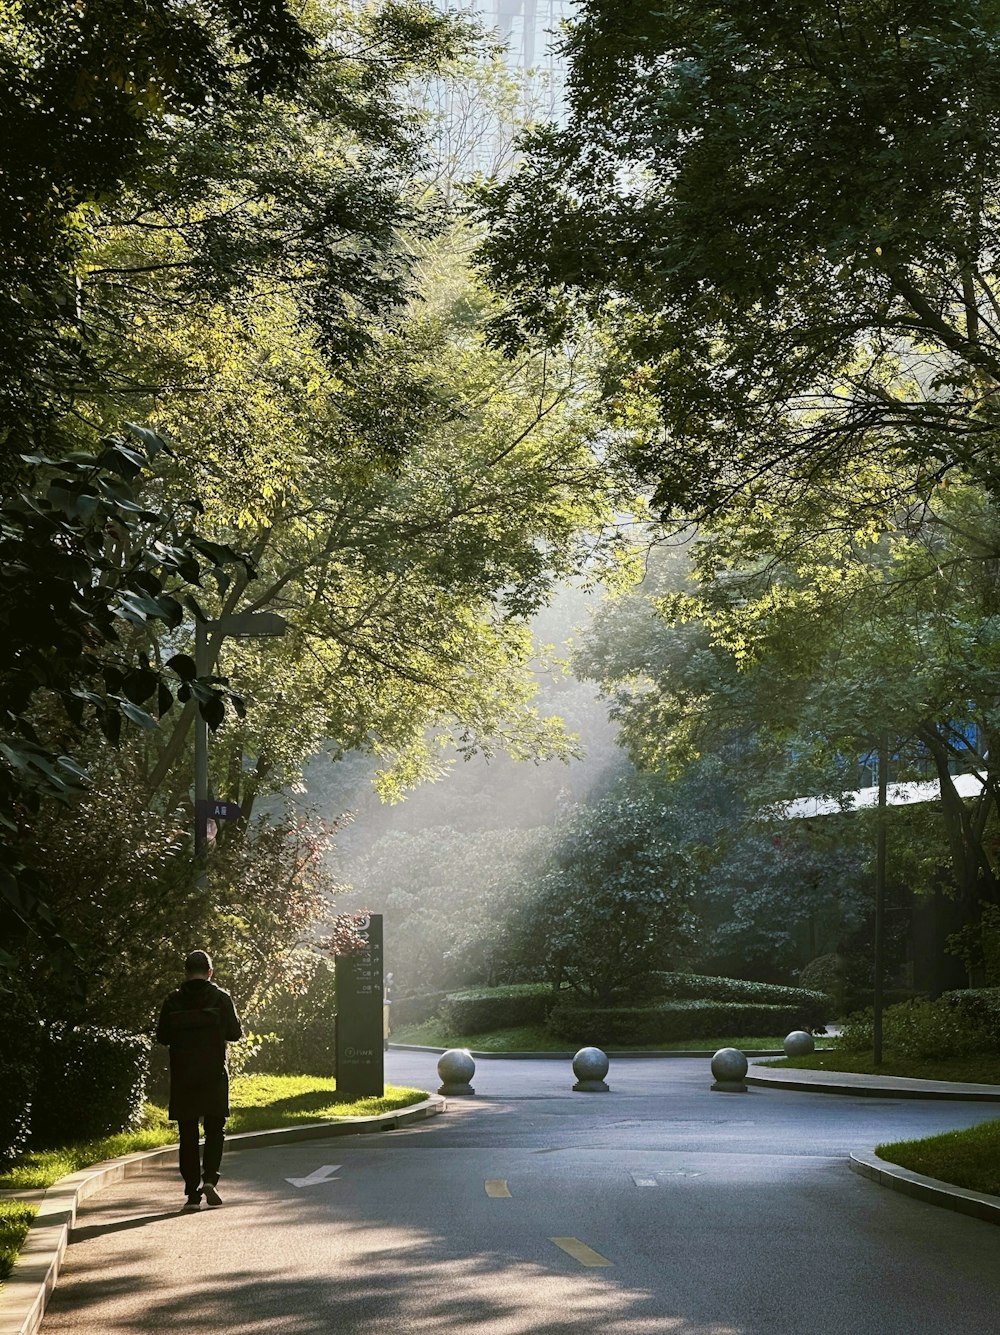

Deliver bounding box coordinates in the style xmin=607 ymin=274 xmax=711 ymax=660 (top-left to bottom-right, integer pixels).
xmin=0 ymin=429 xmax=250 ymax=962
xmin=5 ymin=0 xmax=651 ymax=1020
xmin=576 ymin=480 xmax=1000 ymax=983
xmin=1 ymin=0 xmax=476 ymax=967
xmin=520 ymin=778 xmax=698 ymax=1003
xmin=477 ymin=1 xmax=1000 ymax=520
xmin=0 ymin=0 xmax=311 ymax=480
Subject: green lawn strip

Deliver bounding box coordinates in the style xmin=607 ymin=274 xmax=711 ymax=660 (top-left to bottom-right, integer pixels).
xmin=0 ymin=1075 xmax=428 ymax=1192
xmin=0 ymin=1201 xmax=38 ymax=1286
xmin=761 ymin=1050 xmax=1000 ymax=1084
xmin=877 ymin=1118 xmax=1000 ymax=1197
xmin=391 ymin=1021 xmax=821 ymax=1052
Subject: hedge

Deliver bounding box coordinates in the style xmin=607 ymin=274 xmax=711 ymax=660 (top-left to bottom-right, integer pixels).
xmin=440 ymin=984 xmax=555 ymax=1034
xmin=548 ymin=1000 xmax=824 ymax=1047
xmin=653 ymin=971 xmax=830 ymax=1018
xmin=30 ymin=1025 xmax=150 ymax=1147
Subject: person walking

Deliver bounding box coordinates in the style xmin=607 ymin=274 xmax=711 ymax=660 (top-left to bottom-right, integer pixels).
xmin=156 ymin=949 xmax=242 ymax=1211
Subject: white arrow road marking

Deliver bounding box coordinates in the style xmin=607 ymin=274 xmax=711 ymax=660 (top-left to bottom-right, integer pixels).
xmin=285 ymin=1164 xmax=342 ymax=1188
xmin=630 ymin=1174 xmax=658 ymax=1187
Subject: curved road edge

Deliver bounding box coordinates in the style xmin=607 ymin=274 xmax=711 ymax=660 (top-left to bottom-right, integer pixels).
xmin=0 ymin=1095 xmax=445 ymax=1335
xmin=850 ymin=1149 xmax=1000 ymax=1227
xmin=746 ymin=1064 xmax=1000 ymax=1101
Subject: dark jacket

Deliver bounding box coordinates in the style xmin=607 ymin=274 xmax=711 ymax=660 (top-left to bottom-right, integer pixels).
xmin=155 ymin=978 xmax=242 ymax=1121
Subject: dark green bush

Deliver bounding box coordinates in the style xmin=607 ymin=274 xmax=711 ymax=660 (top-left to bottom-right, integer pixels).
xmin=440 ymin=984 xmax=555 ymax=1034
xmin=839 ymin=999 xmax=993 ymax=1059
xmin=0 ymin=992 xmax=40 ymax=1167
xmin=30 ymin=1025 xmax=150 ymax=1146
xmin=651 ymin=972 xmax=830 ymax=1026
xmin=547 ymin=1000 xmax=819 ymax=1046
xmin=941 ymin=988 xmax=1000 ymax=1051
xmin=247 ymin=957 xmax=337 ymax=1076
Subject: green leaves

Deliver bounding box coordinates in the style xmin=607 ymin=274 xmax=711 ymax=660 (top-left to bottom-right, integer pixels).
xmin=478 ymin=0 xmax=1000 ymax=520
xmin=0 ymin=429 xmax=254 ymax=939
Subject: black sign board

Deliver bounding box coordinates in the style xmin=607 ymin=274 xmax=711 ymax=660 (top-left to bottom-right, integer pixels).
xmin=335 ymin=914 xmax=384 ymax=1097
xmin=196 ymin=800 xmax=242 ymax=821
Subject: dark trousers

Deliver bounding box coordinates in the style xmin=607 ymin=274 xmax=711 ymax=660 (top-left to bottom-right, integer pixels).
xmin=177 ymin=1116 xmax=226 ymax=1196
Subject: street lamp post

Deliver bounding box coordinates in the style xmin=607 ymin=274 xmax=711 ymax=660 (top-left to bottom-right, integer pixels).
xmin=193 ymin=610 xmax=287 ymax=863
xmin=873 ymin=731 xmax=889 ymax=1066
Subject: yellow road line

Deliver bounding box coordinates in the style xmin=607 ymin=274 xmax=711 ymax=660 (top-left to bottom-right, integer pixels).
xmin=485 ymin=1179 xmax=512 ymax=1198
xmin=550 ymin=1237 xmax=612 ymax=1267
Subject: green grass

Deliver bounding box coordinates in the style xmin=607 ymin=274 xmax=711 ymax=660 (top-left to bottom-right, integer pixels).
xmin=391 ymin=1019 xmax=820 ymax=1053
xmin=0 ymin=1075 xmax=428 ymax=1192
xmin=0 ymin=1201 xmax=37 ymax=1285
xmin=763 ymin=1049 xmax=1000 ymax=1084
xmin=877 ymin=1118 xmax=1000 ymax=1197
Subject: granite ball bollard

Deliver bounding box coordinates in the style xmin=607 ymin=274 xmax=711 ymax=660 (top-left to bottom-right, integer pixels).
xmin=437 ymin=1048 xmax=476 ymax=1096
xmin=572 ymin=1046 xmax=610 ymax=1093
xmin=783 ymin=1030 xmax=815 ymax=1057
xmin=710 ymin=1046 xmax=748 ymax=1093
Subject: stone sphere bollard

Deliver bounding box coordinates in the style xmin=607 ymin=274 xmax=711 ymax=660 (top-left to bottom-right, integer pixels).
xmin=710 ymin=1047 xmax=748 ymax=1093
xmin=572 ymin=1046 xmax=610 ymax=1093
xmin=437 ymin=1048 xmax=476 ymax=1096
xmin=784 ymin=1030 xmax=815 ymax=1057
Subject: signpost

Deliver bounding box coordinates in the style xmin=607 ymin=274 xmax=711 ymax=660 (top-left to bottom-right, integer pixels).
xmin=335 ymin=914 xmax=384 ymax=1096
xmin=193 ymin=610 xmax=286 ymax=865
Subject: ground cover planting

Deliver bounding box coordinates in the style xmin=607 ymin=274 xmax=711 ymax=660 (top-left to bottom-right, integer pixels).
xmin=877 ymin=1119 xmax=1000 ymax=1198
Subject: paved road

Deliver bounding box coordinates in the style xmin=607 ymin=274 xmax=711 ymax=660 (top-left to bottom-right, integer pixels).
xmin=41 ymin=1055 xmax=1000 ymax=1335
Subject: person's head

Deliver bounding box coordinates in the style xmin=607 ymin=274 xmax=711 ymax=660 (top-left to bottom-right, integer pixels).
xmin=184 ymin=949 xmax=213 ymax=980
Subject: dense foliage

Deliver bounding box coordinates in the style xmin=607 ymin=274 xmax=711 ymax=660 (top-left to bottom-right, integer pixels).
xmin=476 ymin=0 xmax=1000 ymax=988
xmin=29 ymin=1025 xmax=150 ymax=1147
xmin=2 ymin=0 xmax=645 ymax=1068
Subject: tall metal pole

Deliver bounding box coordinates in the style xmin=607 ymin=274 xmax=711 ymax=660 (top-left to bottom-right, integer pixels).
xmin=873 ymin=732 xmax=888 ymax=1066
xmin=194 ymin=617 xmax=209 ymax=866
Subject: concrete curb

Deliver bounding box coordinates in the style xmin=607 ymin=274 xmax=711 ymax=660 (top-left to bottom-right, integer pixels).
xmin=0 ymin=1096 xmax=444 ymax=1335
xmin=850 ymin=1149 xmax=1000 ymax=1226
xmin=746 ymin=1065 xmax=1000 ymax=1101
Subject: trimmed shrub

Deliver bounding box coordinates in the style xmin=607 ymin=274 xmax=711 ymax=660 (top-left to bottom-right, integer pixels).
xmin=652 ymin=972 xmax=830 ymax=1027
xmin=839 ymin=998 xmax=993 ymax=1059
xmin=440 ymin=984 xmax=555 ymax=1035
xmin=30 ymin=1025 xmax=150 ymax=1147
xmin=547 ymin=1000 xmax=820 ymax=1047
xmin=0 ymin=993 xmax=40 ymax=1167
xmin=940 ymin=988 xmax=1000 ymax=1051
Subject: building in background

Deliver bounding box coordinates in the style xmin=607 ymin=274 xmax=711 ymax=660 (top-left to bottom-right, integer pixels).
xmin=481 ymin=0 xmax=575 ymax=102
xmin=424 ymin=0 xmax=576 ymax=181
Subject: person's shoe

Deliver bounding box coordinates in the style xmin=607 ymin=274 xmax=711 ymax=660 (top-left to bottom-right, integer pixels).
xmin=181 ymin=1195 xmax=202 ymax=1212
xmin=202 ymin=1183 xmax=222 ymax=1208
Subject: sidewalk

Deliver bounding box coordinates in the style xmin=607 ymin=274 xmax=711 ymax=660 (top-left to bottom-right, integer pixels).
xmin=0 ymin=1097 xmax=445 ymax=1335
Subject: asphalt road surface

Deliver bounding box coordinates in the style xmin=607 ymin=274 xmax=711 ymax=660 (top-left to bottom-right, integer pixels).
xmin=41 ymin=1054 xmax=1000 ymax=1335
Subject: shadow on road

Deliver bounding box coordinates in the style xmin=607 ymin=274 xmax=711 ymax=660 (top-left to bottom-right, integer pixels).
xmin=69 ymin=1210 xmax=186 ymax=1245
